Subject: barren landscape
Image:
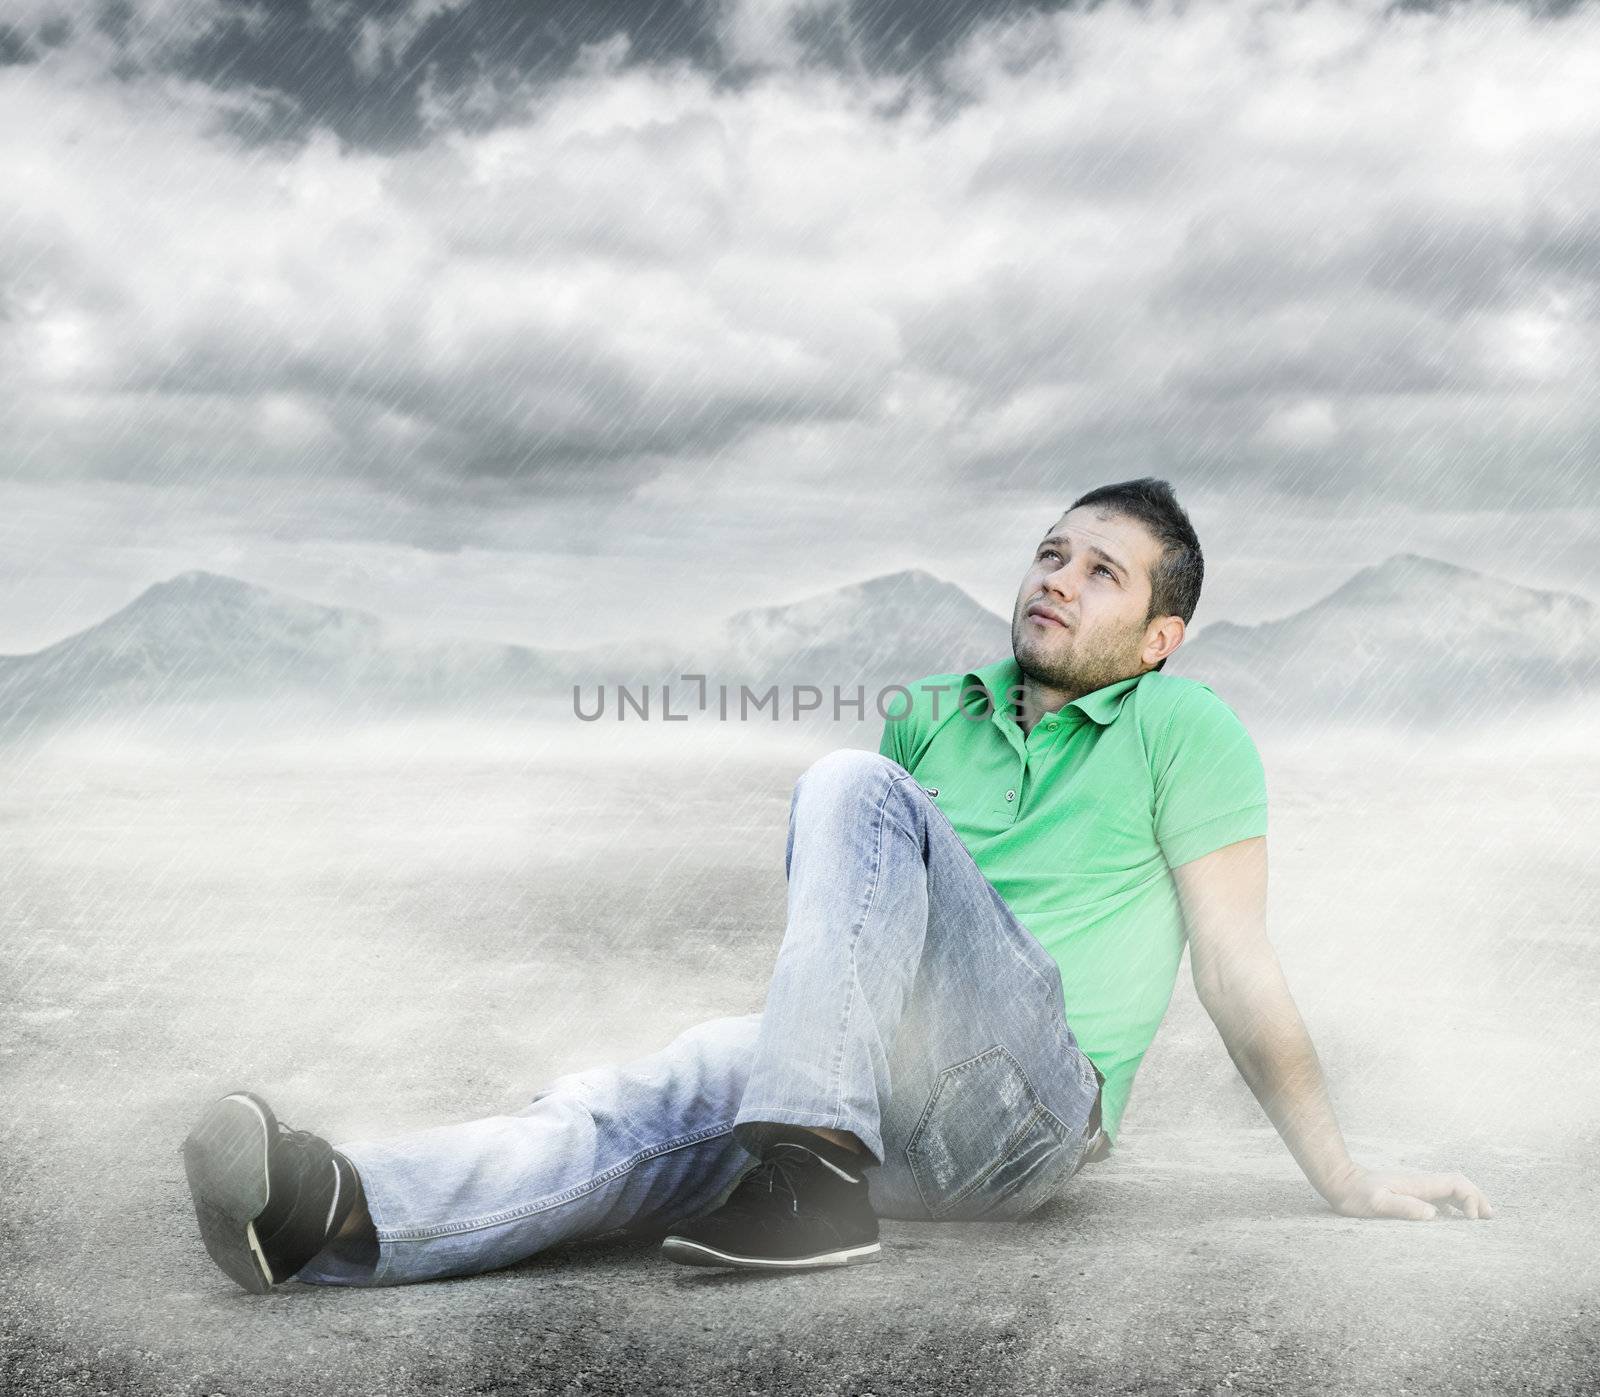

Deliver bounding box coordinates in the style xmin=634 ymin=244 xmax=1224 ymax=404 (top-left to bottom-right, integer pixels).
xmin=4 ymin=712 xmax=1596 ymax=1395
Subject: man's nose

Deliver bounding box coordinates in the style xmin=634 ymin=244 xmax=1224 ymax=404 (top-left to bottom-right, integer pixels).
xmin=1044 ymin=564 xmax=1079 ymax=602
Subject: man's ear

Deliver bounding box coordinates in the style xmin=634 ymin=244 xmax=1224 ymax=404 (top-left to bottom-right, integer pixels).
xmin=1143 ymin=615 xmax=1185 ymax=668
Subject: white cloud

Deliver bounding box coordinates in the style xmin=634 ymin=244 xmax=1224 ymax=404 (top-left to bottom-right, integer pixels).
xmin=1255 ymin=399 xmax=1340 ymax=452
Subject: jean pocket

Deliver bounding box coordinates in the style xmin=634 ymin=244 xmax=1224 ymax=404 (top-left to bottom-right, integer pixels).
xmin=906 ymin=1045 xmax=1074 ymax=1220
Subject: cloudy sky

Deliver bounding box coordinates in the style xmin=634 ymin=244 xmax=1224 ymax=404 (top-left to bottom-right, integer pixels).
xmin=1 ymin=0 xmax=1597 ymax=653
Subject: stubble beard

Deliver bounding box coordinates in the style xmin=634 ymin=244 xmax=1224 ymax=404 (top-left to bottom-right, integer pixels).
xmin=1011 ymin=613 xmax=1147 ymax=698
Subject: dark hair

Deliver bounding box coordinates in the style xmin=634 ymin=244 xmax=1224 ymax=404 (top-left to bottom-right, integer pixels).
xmin=1066 ymin=477 xmax=1202 ymax=673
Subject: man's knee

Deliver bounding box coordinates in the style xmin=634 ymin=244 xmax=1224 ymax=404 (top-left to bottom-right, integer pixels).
xmin=795 ymin=748 xmax=906 ymax=800
xmin=786 ymin=751 xmax=920 ymax=880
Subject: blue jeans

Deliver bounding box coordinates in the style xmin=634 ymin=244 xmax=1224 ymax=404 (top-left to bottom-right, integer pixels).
xmin=299 ymin=751 xmax=1104 ymax=1287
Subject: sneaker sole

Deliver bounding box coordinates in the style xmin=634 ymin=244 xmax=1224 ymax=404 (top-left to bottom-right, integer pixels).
xmin=659 ymin=1236 xmax=882 ymax=1271
xmin=181 ymin=1092 xmax=278 ymax=1294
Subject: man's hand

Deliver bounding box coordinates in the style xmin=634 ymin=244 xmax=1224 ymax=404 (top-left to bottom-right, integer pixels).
xmin=1320 ymin=1164 xmax=1495 ymax=1221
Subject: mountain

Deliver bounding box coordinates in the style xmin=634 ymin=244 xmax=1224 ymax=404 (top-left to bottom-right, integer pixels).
xmin=19 ymin=553 xmax=1584 ymax=742
xmin=1166 ymin=554 xmax=1600 ymax=730
xmin=717 ymin=568 xmax=1008 ymax=687
xmin=0 ymin=571 xmax=555 ymax=738
xmin=551 ymin=568 xmax=1009 ymax=695
xmin=0 ymin=568 xmax=1010 ymax=739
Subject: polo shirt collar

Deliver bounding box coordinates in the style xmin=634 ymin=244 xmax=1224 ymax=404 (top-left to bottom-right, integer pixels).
xmin=962 ymin=655 xmax=1143 ymax=730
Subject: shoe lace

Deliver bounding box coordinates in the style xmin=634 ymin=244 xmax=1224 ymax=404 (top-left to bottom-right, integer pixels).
xmin=725 ymin=1148 xmax=813 ymax=1216
xmin=274 ymin=1122 xmax=331 ymax=1160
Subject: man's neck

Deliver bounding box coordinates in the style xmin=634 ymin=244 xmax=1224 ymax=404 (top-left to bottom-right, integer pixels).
xmin=1012 ymin=677 xmax=1081 ymax=737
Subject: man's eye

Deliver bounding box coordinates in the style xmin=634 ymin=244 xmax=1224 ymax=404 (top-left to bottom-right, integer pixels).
xmin=1039 ymin=549 xmax=1060 ymax=562
xmin=1094 ymin=564 xmax=1114 ymax=578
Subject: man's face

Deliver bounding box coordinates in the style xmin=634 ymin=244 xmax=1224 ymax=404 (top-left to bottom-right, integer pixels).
xmin=1009 ymin=507 xmax=1166 ymax=697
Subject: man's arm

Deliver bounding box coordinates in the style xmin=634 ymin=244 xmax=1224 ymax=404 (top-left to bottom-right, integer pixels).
xmin=1174 ymin=836 xmax=1494 ymax=1221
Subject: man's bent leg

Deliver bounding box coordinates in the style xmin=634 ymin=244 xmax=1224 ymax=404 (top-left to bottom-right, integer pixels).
xmin=734 ymin=750 xmax=1102 ymax=1220
xmin=296 ymin=1014 xmax=760 ymax=1286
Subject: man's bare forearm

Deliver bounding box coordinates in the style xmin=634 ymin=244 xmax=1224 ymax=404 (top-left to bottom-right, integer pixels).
xmin=1200 ymin=962 xmax=1359 ymax=1199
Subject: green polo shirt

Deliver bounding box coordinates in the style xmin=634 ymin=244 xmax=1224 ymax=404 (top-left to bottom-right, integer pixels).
xmin=879 ymin=656 xmax=1268 ymax=1144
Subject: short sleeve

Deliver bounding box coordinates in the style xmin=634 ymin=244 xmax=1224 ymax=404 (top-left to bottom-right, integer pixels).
xmin=877 ymin=673 xmax=960 ymax=770
xmin=878 ymin=683 xmax=916 ymax=766
xmin=1152 ymin=685 xmax=1268 ymax=868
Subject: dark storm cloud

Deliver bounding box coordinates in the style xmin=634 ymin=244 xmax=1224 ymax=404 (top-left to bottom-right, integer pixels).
xmin=0 ymin=23 xmax=40 ymax=65
xmin=171 ymin=0 xmax=722 ymax=148
xmin=2 ymin=0 xmax=1101 ymax=148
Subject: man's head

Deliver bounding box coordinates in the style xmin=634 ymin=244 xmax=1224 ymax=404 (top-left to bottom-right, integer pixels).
xmin=1009 ymin=477 xmax=1203 ymax=697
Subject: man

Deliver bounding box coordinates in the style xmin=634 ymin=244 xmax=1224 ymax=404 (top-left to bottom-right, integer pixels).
xmin=182 ymin=477 xmax=1492 ymax=1292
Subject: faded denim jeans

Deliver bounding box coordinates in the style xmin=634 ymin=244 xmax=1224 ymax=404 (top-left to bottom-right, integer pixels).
xmin=299 ymin=750 xmax=1105 ymax=1287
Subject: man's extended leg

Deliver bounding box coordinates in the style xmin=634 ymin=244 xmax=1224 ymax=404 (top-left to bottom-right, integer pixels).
xmin=183 ymin=1013 xmax=764 ymax=1289
xmin=305 ymin=1014 xmax=764 ymax=1285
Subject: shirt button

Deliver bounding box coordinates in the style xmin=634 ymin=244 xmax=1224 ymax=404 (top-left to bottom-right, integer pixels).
xmin=1005 ymin=790 xmax=1016 ymax=802
xmin=1046 ymin=721 xmax=1058 ymax=731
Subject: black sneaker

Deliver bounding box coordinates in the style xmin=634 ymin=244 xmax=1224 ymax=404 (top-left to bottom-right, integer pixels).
xmin=660 ymin=1136 xmax=880 ymax=1271
xmin=181 ymin=1091 xmax=359 ymax=1293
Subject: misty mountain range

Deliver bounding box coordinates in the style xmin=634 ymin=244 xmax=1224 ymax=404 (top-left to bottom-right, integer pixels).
xmin=0 ymin=568 xmax=1007 ymax=739
xmin=1165 ymin=553 xmax=1600 ymax=729
xmin=0 ymin=555 xmax=1594 ymax=740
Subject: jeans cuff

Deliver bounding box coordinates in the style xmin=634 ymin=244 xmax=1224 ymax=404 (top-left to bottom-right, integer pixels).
xmin=294 ymin=1235 xmax=381 ymax=1286
xmin=731 ymin=1107 xmax=884 ymax=1166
